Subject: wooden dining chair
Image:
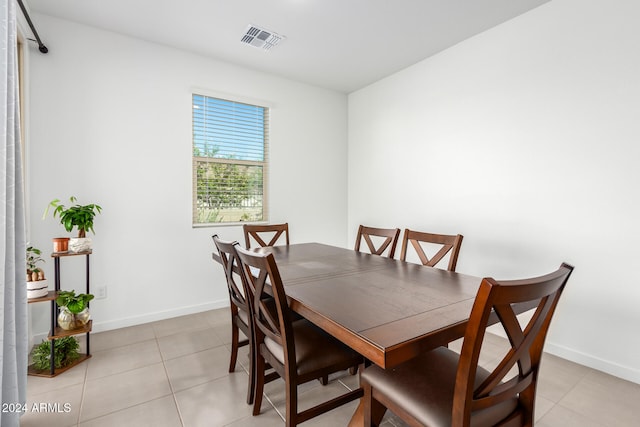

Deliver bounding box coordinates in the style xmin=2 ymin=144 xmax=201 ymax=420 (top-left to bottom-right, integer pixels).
xmin=212 ymin=235 xmax=256 ymax=405
xmin=243 ymin=223 xmax=290 ymax=249
xmin=360 ymin=263 xmax=574 ymax=427
xmin=354 ymin=225 xmax=401 ymax=258
xmin=235 ymin=245 xmax=364 ymax=426
xmin=400 ymin=228 xmax=464 ymax=271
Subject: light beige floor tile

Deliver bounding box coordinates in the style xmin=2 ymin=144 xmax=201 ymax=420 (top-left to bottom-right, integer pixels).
xmin=269 ymin=380 xmax=354 ymax=421
xmin=304 ymin=398 xmax=360 ymax=426
xmin=157 ymin=326 xmax=225 ymax=361
xmin=20 ymin=382 xmax=84 ymax=427
xmin=174 ymin=374 xmax=255 ymax=427
xmin=211 ymin=322 xmax=234 ymax=345
xmin=80 ymin=362 xmax=171 ymax=422
xmin=537 ymin=404 xmax=605 ymax=427
xmin=151 ymin=312 xmax=212 ymax=338
xmin=78 ymin=395 xmax=182 ymax=427
xmin=537 ymin=352 xmax=592 ymax=402
xmin=260 ymin=375 xmax=325 ymax=412
xmin=27 ymin=362 xmax=87 ymax=398
xmin=225 ymin=409 xmax=285 ymax=427
xmin=164 ymin=346 xmax=234 ymax=392
xmin=90 ymin=323 xmax=156 ymax=352
xmin=535 ymin=395 xmax=555 ymax=422
xmin=557 ymin=369 xmax=640 ymax=426
xmin=202 ymin=307 xmax=232 ymax=327
xmin=86 ymin=339 xmax=162 ymax=380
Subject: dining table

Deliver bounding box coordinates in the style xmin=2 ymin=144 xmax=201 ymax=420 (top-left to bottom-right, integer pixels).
xmin=244 ymin=242 xmax=511 ymax=426
xmin=252 ymin=242 xmax=486 ymax=369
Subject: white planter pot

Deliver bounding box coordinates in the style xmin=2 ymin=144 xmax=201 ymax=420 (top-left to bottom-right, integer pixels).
xmin=69 ymin=237 xmax=92 ymax=253
xmin=27 ymin=279 xmax=48 ymax=299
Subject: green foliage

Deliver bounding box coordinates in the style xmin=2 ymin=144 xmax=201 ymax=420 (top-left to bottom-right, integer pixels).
xmin=196 ymin=162 xmax=252 ymax=209
xmin=43 ymin=196 xmax=102 ymax=237
xmin=196 ymin=207 xmax=222 ymax=223
xmin=31 ymin=337 xmax=80 ymax=371
xmin=57 ymin=290 xmax=94 ymax=314
xmin=26 ymin=245 xmax=44 ymax=273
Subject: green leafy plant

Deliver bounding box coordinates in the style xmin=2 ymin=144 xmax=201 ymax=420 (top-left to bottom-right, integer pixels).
xmin=57 ymin=290 xmax=94 ymax=314
xmin=31 ymin=336 xmax=80 ymax=371
xmin=26 ymin=245 xmax=45 ymax=280
xmin=43 ymin=196 xmax=102 ymax=238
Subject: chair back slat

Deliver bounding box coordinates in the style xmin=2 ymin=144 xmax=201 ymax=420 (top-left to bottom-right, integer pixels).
xmin=400 ymin=229 xmax=463 ymax=271
xmin=243 ymin=223 xmax=290 ymax=249
xmin=453 ymin=263 xmax=573 ymax=424
xmin=236 ymin=246 xmax=293 ymax=356
xmin=355 ymin=225 xmax=401 ymax=258
xmin=213 ymin=235 xmax=248 ymax=313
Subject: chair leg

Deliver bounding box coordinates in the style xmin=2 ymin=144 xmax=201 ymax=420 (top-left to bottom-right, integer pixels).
xmin=363 ymin=381 xmax=386 ymax=427
xmin=319 ymin=374 xmax=329 ymax=385
xmin=229 ymin=322 xmax=239 ymax=373
xmin=252 ymin=353 xmax=266 ymax=416
xmin=246 ymin=332 xmax=256 ymax=405
xmin=285 ymin=377 xmax=299 ymax=427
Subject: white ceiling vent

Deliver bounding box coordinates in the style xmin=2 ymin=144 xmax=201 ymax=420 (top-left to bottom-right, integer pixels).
xmin=241 ymin=25 xmax=285 ymax=51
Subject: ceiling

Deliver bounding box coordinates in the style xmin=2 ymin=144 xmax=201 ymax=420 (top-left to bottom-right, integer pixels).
xmin=26 ymin=0 xmax=550 ymax=93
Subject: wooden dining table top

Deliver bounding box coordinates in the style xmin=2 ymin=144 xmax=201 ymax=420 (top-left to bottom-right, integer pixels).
xmin=253 ymin=242 xmax=484 ymax=369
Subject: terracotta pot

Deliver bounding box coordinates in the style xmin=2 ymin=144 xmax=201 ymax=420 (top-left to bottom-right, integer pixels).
xmin=53 ymin=237 xmax=70 ymax=253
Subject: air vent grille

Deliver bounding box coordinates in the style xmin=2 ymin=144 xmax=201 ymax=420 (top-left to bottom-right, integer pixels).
xmin=241 ymin=25 xmax=285 ymax=51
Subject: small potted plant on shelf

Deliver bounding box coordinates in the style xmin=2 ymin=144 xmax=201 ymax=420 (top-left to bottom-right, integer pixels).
xmin=56 ymin=290 xmax=94 ymax=330
xmin=26 ymin=245 xmax=48 ymax=299
xmin=43 ymin=196 xmax=102 ymax=253
xmin=31 ymin=336 xmax=80 ymax=371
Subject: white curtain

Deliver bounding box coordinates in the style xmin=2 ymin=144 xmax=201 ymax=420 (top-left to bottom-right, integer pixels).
xmin=1 ymin=0 xmax=28 ymax=425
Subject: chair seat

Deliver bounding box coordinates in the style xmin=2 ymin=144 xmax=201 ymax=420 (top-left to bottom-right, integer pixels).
xmin=361 ymin=347 xmax=519 ymax=427
xmin=265 ymin=319 xmax=362 ymax=377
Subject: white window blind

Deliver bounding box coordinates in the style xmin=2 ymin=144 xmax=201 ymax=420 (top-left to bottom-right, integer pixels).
xmin=192 ymin=94 xmax=269 ymax=224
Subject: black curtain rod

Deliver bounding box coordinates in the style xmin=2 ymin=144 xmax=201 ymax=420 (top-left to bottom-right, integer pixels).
xmin=16 ymin=0 xmax=48 ymax=53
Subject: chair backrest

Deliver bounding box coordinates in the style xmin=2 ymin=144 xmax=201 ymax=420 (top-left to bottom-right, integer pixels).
xmin=235 ymin=245 xmax=295 ymax=368
xmin=400 ymin=229 xmax=464 ymax=271
xmin=354 ymin=225 xmax=401 ymax=258
xmin=243 ymin=223 xmax=290 ymax=249
xmin=453 ymin=263 xmax=574 ymax=426
xmin=212 ymin=235 xmax=249 ymax=314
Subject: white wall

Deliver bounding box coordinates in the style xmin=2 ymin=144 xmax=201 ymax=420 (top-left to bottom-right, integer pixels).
xmin=27 ymin=14 xmax=348 ymax=337
xmin=348 ymin=0 xmax=640 ymax=383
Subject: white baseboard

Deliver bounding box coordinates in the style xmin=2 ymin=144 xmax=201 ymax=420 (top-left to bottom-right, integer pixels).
xmin=544 ymin=341 xmax=640 ymax=385
xmin=31 ymin=299 xmax=229 ymax=344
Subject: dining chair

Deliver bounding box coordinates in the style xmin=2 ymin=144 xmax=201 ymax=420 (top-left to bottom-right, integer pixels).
xmin=360 ymin=263 xmax=574 ymax=427
xmin=243 ymin=223 xmax=290 ymax=249
xmin=235 ymin=245 xmax=364 ymax=426
xmin=212 ymin=235 xmax=256 ymax=405
xmin=399 ymin=228 xmax=464 ymax=271
xmin=354 ymin=225 xmax=401 ymax=258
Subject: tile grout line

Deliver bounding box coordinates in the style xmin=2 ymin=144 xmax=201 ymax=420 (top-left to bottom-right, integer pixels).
xmin=156 ymin=336 xmax=187 ymax=427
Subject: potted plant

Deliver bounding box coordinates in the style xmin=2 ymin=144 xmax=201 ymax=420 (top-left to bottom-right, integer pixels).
xmin=31 ymin=336 xmax=80 ymax=371
xmin=26 ymin=245 xmax=48 ymax=299
xmin=44 ymin=196 xmax=102 ymax=252
xmin=56 ymin=290 xmax=94 ymax=330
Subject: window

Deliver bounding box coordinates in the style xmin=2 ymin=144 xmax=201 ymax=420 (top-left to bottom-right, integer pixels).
xmin=192 ymin=94 xmax=269 ymax=225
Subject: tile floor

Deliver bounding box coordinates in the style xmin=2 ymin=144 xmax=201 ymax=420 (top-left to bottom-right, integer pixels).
xmin=21 ymin=308 xmax=640 ymax=426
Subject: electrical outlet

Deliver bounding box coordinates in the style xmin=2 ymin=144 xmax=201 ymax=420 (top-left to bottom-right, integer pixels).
xmin=95 ymin=286 xmax=107 ymax=299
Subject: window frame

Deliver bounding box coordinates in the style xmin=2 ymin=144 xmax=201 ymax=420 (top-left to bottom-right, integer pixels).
xmin=191 ymin=90 xmax=270 ymax=227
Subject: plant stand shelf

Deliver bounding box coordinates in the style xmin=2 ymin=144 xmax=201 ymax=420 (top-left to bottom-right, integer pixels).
xmin=27 ymin=354 xmax=92 ymax=378
xmin=28 ymin=250 xmax=93 ymax=377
